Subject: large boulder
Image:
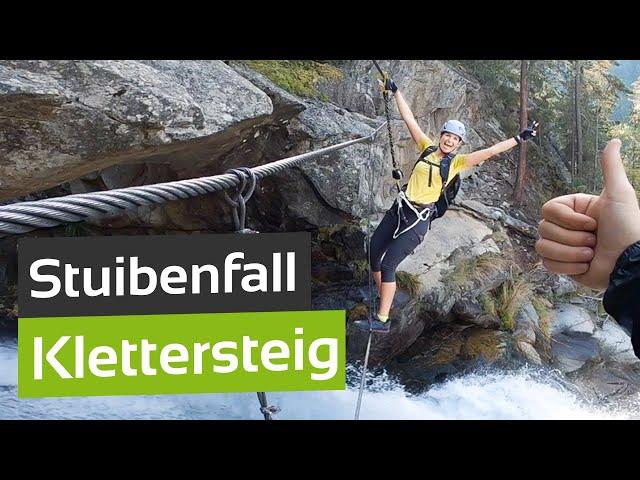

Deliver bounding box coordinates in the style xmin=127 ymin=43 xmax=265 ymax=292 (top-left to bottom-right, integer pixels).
xmin=0 ymin=60 xmax=274 ymax=200
xmin=281 ymin=100 xmax=385 ymax=222
xmin=396 ymin=210 xmax=501 ymax=318
xmin=399 ymin=210 xmax=494 ymax=276
xmin=549 ymin=304 xmax=596 ymax=336
xmin=593 ymin=318 xmax=639 ymax=364
xmin=551 ymin=333 xmax=601 ymax=373
xmin=346 ymin=290 xmax=423 ymax=365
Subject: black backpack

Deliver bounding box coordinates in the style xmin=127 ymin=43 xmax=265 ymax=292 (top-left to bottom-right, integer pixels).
xmin=412 ymin=145 xmax=461 ymax=219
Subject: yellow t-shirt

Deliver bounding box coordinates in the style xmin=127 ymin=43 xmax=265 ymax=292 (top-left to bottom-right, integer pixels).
xmin=405 ymin=137 xmax=468 ymax=205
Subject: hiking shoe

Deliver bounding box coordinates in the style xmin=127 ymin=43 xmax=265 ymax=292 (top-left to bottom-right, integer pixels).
xmin=353 ymin=317 xmax=391 ymax=334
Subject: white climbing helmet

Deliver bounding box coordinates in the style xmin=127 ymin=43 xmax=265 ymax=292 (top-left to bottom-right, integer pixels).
xmin=441 ymin=120 xmax=466 ymax=143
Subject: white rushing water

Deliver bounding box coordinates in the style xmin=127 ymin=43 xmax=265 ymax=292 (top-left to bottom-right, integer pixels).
xmin=1 ymin=338 xmax=637 ymax=420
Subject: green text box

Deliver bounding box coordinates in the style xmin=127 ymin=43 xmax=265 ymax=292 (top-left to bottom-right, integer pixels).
xmin=18 ymin=310 xmax=345 ymax=398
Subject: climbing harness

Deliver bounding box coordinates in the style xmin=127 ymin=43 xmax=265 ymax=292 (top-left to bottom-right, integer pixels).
xmin=392 ymin=191 xmax=434 ymax=239
xmin=403 ymin=145 xmax=461 ymax=229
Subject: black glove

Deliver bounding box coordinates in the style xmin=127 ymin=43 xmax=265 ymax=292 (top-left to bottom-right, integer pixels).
xmin=381 ymin=76 xmax=398 ymax=93
xmin=515 ymin=120 xmax=539 ymax=143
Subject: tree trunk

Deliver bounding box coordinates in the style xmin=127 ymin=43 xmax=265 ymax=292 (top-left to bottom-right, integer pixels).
xmin=570 ymin=129 xmax=576 ymax=186
xmin=594 ymin=106 xmax=599 ymax=192
xmin=514 ymin=60 xmax=529 ymax=204
xmin=574 ymin=60 xmax=583 ymax=180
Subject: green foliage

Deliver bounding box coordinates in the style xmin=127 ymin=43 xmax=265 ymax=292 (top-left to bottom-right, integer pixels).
xmin=494 ymin=275 xmax=533 ymax=331
xmin=478 ymin=292 xmax=497 ymax=316
xmin=610 ymin=80 xmax=640 ymax=198
xmin=476 ymin=287 xmax=520 ymax=331
xmin=444 ymin=252 xmax=510 ymax=290
xmin=395 ymin=271 xmax=421 ymax=298
xmin=242 ymin=60 xmax=343 ymax=99
xmin=352 ymin=259 xmax=370 ymax=283
xmin=457 ymin=60 xmax=627 ymax=196
xmin=531 ymin=295 xmax=551 ymax=335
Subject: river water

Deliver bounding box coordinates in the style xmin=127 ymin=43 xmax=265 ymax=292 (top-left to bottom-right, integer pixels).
xmin=1 ymin=338 xmax=637 ymax=420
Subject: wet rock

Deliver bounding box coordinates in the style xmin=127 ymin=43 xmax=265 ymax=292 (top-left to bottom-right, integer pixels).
xmin=571 ymin=361 xmax=640 ymax=399
xmin=514 ymin=302 xmax=539 ymax=344
xmin=550 ymin=304 xmax=596 ymax=336
xmin=311 ymin=262 xmax=354 ymax=284
xmin=593 ymin=318 xmax=639 ymax=364
xmin=389 ymin=326 xmax=467 ymax=389
xmin=453 ymin=298 xmax=501 ymax=328
xmin=473 ymin=314 xmax=502 ymax=329
xmin=461 ymin=328 xmax=510 ymax=363
xmin=517 ymin=341 xmax=542 ymax=365
xmin=453 ymin=298 xmax=483 ymax=321
xmin=551 ymin=333 xmax=601 ymax=373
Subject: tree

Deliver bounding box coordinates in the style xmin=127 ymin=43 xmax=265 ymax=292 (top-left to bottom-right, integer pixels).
xmin=574 ymin=60 xmax=583 ymax=181
xmin=610 ymin=78 xmax=640 ymax=193
xmin=458 ymin=59 xmax=627 ymax=197
xmin=514 ymin=60 xmax=529 ymax=204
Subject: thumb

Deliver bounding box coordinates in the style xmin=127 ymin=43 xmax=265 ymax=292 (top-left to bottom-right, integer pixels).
xmin=601 ymin=139 xmax=631 ymax=195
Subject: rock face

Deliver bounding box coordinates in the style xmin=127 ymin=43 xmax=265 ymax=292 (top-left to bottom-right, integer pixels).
xmin=547 ymin=304 xmax=600 ymax=373
xmin=514 ymin=302 xmax=539 ymax=345
xmin=0 ymin=60 xmax=509 ymax=230
xmin=320 ymin=60 xmax=498 ymax=151
xmin=550 ymin=304 xmax=596 ymax=336
xmin=0 ymin=60 xmax=274 ymax=199
xmin=593 ymin=318 xmax=639 ymax=364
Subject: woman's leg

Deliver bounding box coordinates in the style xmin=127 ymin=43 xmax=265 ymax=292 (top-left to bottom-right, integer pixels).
xmin=369 ymin=205 xmax=399 ymax=293
xmin=373 ymin=271 xmax=382 ymax=292
xmin=378 ymin=280 xmax=396 ymax=317
xmin=377 ymin=216 xmax=431 ymax=317
xmin=355 ymin=231 xmax=421 ymax=333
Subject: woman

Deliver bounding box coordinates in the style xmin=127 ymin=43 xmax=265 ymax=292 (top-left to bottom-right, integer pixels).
xmin=355 ymin=77 xmax=539 ymax=333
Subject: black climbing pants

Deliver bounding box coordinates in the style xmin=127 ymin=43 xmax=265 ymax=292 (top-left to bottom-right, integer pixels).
xmin=370 ymin=200 xmax=433 ymax=283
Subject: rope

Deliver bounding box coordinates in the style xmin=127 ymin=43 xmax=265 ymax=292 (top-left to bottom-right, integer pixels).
xmin=372 ymin=60 xmax=401 ymax=193
xmin=353 ymin=61 xmax=404 ymax=419
xmin=354 ymin=139 xmax=377 ymax=420
xmin=354 ymin=332 xmax=372 ymax=420
xmin=0 ymin=123 xmax=386 ymax=237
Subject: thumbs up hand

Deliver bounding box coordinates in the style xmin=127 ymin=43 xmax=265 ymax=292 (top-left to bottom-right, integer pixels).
xmin=536 ymin=139 xmax=640 ymax=290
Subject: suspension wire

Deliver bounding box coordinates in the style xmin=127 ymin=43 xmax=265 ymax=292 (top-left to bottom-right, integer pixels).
xmin=0 ymin=123 xmax=386 ymax=237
